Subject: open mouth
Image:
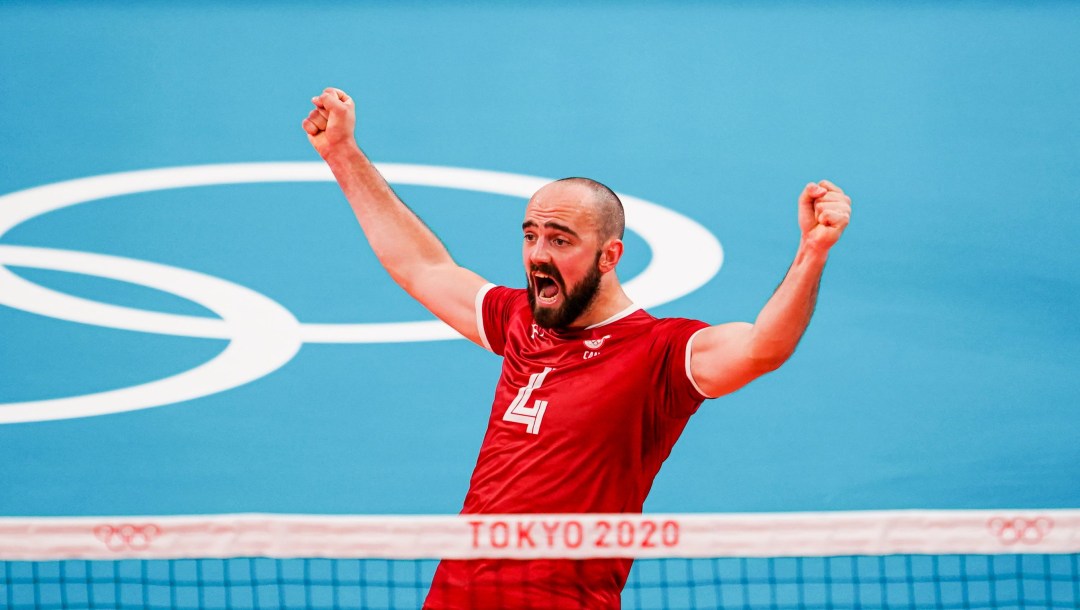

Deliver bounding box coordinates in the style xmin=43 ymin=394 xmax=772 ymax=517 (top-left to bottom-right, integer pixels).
xmin=533 ymin=272 xmax=561 ymax=305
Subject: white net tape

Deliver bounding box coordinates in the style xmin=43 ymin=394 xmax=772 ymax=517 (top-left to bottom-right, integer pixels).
xmin=2 ymin=510 xmax=1078 ymax=561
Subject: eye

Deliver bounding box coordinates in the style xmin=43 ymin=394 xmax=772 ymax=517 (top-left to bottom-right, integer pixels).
xmin=523 ymin=233 xmax=536 ymax=242
xmin=552 ymin=237 xmax=568 ymax=246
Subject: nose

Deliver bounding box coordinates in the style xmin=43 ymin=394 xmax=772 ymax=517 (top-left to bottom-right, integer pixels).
xmin=527 ymin=238 xmax=552 ymax=265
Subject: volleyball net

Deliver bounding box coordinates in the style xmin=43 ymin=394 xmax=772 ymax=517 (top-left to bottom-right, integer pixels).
xmin=3 ymin=510 xmax=1079 ymax=609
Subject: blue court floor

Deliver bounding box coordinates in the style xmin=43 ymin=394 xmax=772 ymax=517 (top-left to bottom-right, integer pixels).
xmin=0 ymin=2 xmax=1077 ymax=518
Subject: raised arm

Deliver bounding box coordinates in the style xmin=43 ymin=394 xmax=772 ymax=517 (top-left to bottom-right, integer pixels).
xmin=689 ymin=181 xmax=852 ymax=397
xmin=303 ymin=88 xmax=489 ymax=346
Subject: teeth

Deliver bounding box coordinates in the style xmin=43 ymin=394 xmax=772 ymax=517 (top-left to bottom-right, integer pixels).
xmin=534 ymin=273 xmax=558 ymax=305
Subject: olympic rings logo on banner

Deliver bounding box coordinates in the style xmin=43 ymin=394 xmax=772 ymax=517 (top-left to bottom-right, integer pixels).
xmin=93 ymin=523 xmax=162 ymax=552
xmin=0 ymin=163 xmax=723 ymax=424
xmin=987 ymin=516 xmax=1054 ymax=545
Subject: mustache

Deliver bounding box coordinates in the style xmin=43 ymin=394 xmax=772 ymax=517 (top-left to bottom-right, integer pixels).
xmin=529 ymin=263 xmax=564 ymax=286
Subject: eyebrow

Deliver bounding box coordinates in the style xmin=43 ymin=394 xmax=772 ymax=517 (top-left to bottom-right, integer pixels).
xmin=522 ymin=220 xmax=581 ymax=238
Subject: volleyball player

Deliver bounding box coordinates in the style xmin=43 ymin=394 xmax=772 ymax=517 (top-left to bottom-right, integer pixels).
xmin=303 ymin=87 xmax=851 ymax=609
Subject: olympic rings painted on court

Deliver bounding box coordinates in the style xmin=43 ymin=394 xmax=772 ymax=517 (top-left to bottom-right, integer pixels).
xmin=0 ymin=163 xmax=723 ymax=423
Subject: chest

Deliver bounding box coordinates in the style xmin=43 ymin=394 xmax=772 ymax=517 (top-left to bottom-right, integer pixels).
xmin=492 ymin=326 xmax=659 ymax=438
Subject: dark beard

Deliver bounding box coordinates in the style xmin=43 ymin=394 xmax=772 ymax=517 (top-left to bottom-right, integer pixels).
xmin=526 ymin=253 xmax=603 ymax=330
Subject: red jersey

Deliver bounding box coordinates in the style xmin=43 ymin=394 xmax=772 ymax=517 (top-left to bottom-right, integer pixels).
xmin=425 ymin=285 xmax=710 ymax=609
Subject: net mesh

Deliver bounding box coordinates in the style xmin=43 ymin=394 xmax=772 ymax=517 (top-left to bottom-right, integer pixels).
xmin=2 ymin=511 xmax=1078 ymax=609
xmin=4 ymin=555 xmax=1080 ymax=609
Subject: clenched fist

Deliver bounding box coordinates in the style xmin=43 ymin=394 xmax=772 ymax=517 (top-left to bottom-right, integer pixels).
xmin=302 ymin=87 xmax=357 ymax=160
xmin=798 ymin=180 xmax=852 ymax=250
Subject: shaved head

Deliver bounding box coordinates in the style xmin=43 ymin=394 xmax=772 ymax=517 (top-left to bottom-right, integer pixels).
xmin=553 ymin=177 xmax=625 ymax=242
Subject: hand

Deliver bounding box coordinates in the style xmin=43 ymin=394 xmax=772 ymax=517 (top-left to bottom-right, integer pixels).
xmin=302 ymin=87 xmax=357 ymax=160
xmin=798 ymin=180 xmax=851 ymax=250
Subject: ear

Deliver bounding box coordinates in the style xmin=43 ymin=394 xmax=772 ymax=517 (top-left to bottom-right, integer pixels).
xmin=598 ymin=238 xmax=623 ymax=273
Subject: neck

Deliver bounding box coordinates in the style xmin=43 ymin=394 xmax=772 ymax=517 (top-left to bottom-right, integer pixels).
xmin=570 ymin=276 xmax=632 ymax=329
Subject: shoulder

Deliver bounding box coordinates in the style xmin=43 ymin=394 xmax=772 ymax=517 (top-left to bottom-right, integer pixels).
xmin=587 ymin=308 xmax=709 ymax=340
xmin=482 ymin=285 xmax=530 ymax=316
xmin=643 ymin=314 xmax=710 ymax=342
xmin=602 ymin=310 xmax=709 ymax=356
xmin=623 ymin=312 xmax=713 ymax=405
xmin=477 ymin=285 xmax=533 ymax=355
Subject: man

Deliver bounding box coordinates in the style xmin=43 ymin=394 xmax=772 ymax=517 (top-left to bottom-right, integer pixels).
xmin=303 ymin=87 xmax=852 ymax=609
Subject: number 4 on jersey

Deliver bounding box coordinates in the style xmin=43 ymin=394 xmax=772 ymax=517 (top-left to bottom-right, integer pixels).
xmin=503 ymin=367 xmax=554 ymax=434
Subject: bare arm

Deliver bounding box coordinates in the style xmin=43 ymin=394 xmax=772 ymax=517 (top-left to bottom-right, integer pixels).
xmin=303 ymin=88 xmax=489 ymax=346
xmin=690 ymin=181 xmax=852 ymax=397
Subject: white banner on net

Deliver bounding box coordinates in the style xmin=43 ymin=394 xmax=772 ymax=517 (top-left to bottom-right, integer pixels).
xmin=1 ymin=510 xmax=1078 ymax=561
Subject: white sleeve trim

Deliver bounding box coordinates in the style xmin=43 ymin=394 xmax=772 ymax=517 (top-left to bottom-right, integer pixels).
xmin=685 ymin=328 xmax=712 ymax=399
xmin=475 ymin=283 xmax=496 ymax=352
